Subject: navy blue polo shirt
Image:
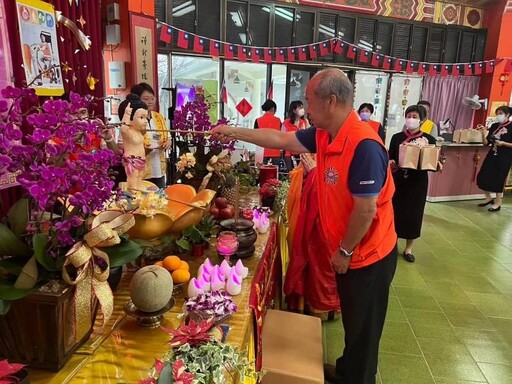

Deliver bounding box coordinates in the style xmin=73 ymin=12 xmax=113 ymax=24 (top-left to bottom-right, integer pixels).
xmin=296 ymin=127 xmax=387 ymax=197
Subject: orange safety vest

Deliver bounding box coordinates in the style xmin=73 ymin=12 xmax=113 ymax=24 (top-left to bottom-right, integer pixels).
xmin=315 ymin=111 xmax=397 ymax=269
xmin=367 ymin=120 xmax=380 ymax=135
xmin=283 ymin=118 xmax=307 ymax=156
xmin=256 ymin=113 xmax=282 ymax=158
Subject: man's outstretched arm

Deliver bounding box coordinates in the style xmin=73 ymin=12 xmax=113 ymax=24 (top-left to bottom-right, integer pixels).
xmin=210 ymin=125 xmax=311 ymax=153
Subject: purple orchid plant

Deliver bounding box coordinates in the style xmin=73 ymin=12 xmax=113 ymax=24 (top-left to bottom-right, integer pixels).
xmin=0 ymin=85 xmax=141 ymax=311
xmin=172 ymin=95 xmax=234 ymax=184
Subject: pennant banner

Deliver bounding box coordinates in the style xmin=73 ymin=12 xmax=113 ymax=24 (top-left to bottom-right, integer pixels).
xmin=157 ymin=22 xmax=511 ymax=77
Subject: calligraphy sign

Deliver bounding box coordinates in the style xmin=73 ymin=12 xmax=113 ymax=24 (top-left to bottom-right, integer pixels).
xmin=129 ymin=13 xmax=156 ymax=86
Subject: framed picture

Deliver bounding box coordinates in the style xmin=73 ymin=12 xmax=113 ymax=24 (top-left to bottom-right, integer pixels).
xmin=16 ymin=0 xmax=64 ymax=96
xmin=129 ymin=13 xmax=157 ymax=88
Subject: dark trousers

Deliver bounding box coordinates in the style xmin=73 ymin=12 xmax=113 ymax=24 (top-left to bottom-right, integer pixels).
xmin=335 ymin=246 xmax=397 ymax=384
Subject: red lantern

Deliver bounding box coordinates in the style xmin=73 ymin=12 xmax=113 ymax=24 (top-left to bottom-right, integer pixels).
xmin=499 ymin=72 xmax=509 ymax=95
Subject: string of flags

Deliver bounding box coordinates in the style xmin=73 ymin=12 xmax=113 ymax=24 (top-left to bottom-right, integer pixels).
xmin=158 ymin=22 xmax=512 ymax=77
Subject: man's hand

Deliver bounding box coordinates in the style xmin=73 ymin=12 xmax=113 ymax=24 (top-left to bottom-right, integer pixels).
xmin=99 ymin=127 xmax=114 ymax=141
xmin=300 ymin=153 xmax=316 ymax=174
xmin=330 ymin=249 xmax=351 ymax=274
xmin=210 ymin=125 xmax=236 ymax=143
xmin=495 ymin=140 xmax=504 ymax=147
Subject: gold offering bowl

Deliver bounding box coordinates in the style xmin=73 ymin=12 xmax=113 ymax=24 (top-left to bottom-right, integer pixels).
xmin=126 ymin=184 xmax=216 ymax=240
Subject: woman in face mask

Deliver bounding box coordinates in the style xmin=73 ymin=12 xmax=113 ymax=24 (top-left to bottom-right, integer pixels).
xmin=358 ymin=103 xmax=386 ymax=142
xmin=388 ymin=105 xmax=437 ymax=263
xmin=476 ymin=106 xmax=512 ymax=211
xmin=283 ymin=100 xmax=310 ymax=168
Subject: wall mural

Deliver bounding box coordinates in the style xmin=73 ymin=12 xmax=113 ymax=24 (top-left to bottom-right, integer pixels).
xmin=277 ymin=0 xmax=484 ymax=28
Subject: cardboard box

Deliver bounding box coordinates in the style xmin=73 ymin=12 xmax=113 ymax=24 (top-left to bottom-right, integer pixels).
xmin=261 ymin=309 xmax=324 ymax=384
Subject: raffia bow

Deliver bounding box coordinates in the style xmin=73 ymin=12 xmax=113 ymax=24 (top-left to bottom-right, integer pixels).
xmin=199 ymin=149 xmax=232 ymax=191
xmin=62 ymin=212 xmax=135 ymax=339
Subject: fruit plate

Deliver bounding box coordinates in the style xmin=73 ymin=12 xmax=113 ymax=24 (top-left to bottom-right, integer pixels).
xmin=172 ymin=283 xmax=185 ymax=296
xmin=124 ymin=297 xmax=175 ymax=328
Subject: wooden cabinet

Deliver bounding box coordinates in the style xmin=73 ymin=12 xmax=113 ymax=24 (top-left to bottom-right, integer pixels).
xmin=427 ymin=145 xmax=487 ymax=202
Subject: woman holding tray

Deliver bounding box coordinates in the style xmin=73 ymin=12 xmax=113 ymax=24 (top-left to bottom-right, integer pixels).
xmin=389 ymin=105 xmax=436 ymax=263
xmin=476 ymin=106 xmax=512 ymax=212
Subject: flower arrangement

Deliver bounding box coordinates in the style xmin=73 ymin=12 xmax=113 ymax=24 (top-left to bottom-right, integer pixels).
xmin=0 ymin=85 xmax=142 ymax=312
xmin=139 ymin=318 xmax=260 ymax=384
xmin=172 ymin=96 xmax=234 ymax=189
xmin=259 ymin=178 xmax=281 ymax=199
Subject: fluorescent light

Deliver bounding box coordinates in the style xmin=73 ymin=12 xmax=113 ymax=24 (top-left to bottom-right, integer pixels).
xmin=173 ymin=1 xmax=195 ymax=17
xmin=230 ymin=11 xmax=243 ymax=27
xmin=319 ymin=24 xmax=335 ymax=37
xmin=262 ymin=6 xmax=300 ymax=22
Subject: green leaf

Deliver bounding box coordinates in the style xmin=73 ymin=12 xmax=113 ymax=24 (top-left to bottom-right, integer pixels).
xmin=0 ymin=259 xmax=23 ymax=275
xmin=0 ymin=280 xmax=37 ymax=300
xmin=175 ymin=239 xmax=190 ymax=251
xmin=0 ymin=299 xmax=11 ymax=315
xmin=0 ymin=223 xmax=31 ymax=257
xmin=157 ymin=363 xmax=173 ymax=384
xmin=103 ymin=238 xmax=142 ymax=268
xmin=132 ymin=239 xmax=155 ymax=248
xmin=7 ymin=198 xmax=29 ymax=237
xmin=33 ymin=234 xmax=59 ymax=272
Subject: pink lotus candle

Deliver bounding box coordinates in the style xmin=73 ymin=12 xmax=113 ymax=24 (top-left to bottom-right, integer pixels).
xmin=226 ymin=269 xmax=242 ymax=296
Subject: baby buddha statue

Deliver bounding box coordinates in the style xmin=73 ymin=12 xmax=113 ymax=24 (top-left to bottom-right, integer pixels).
xmin=118 ymin=94 xmax=149 ymax=190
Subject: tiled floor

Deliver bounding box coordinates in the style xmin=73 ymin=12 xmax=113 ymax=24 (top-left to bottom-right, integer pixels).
xmin=323 ymin=199 xmax=512 ymax=384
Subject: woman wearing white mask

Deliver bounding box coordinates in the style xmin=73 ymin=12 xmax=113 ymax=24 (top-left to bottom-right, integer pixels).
xmin=476 ymin=106 xmax=512 ymax=212
xmin=388 ymin=105 xmax=436 ymax=262
xmin=358 ymin=103 xmax=385 ymax=142
xmin=283 ymin=100 xmax=310 ymax=168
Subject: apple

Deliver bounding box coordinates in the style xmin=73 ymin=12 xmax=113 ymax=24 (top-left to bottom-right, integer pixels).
xmin=210 ymin=205 xmax=220 ymax=219
xmin=215 ymin=197 xmax=228 ymax=209
xmin=220 ymin=206 xmax=235 ymax=219
xmin=240 ymin=207 xmax=253 ymax=220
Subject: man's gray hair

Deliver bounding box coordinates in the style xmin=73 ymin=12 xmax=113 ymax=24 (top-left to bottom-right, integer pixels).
xmin=313 ymin=68 xmax=354 ymax=104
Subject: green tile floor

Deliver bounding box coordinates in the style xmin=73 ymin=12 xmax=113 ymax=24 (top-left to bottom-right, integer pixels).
xmin=323 ymin=199 xmax=512 ymax=384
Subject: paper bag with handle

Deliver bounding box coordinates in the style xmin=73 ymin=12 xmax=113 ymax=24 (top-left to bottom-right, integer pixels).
xmin=399 ymin=143 xmax=421 ymax=170
xmin=419 ymin=145 xmax=440 ymax=171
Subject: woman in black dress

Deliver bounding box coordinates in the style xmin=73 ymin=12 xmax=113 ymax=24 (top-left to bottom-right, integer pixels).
xmin=389 ymin=105 xmax=436 ymax=262
xmin=476 ymin=106 xmax=512 ymax=212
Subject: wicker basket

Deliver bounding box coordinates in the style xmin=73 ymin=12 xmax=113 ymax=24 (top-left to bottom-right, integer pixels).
xmin=0 ymin=281 xmax=97 ymax=371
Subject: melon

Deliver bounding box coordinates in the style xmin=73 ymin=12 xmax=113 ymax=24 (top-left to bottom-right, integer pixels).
xmin=130 ymin=265 xmax=174 ymax=312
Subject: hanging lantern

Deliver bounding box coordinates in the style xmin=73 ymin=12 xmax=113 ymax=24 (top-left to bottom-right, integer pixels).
xmin=499 ymin=72 xmax=509 ymax=95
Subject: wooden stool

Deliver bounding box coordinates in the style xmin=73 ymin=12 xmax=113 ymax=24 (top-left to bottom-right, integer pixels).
xmin=261 ymin=309 xmax=324 ymax=384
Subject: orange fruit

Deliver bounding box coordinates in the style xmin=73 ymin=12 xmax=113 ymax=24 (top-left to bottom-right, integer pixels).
xmin=163 ymin=256 xmax=182 ymax=271
xmin=179 ymin=261 xmax=190 ymax=271
xmin=154 ymin=261 xmax=163 ymax=267
xmin=172 ymin=269 xmax=191 ymax=284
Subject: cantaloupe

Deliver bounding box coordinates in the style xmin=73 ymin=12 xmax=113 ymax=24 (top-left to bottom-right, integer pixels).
xmin=130 ymin=265 xmax=173 ymax=312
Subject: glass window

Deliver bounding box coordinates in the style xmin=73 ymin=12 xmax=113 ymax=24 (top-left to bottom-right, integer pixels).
xmin=157 ymin=54 xmax=171 ymax=119
xmin=249 ymin=4 xmax=270 ymax=46
xmin=274 ymin=6 xmax=294 ymax=47
xmin=271 ymin=64 xmax=287 ymax=120
xmin=353 ymin=71 xmax=389 ymax=125
xmin=224 ymin=61 xmax=269 ymax=151
xmin=226 ymin=0 xmax=248 ymax=44
xmin=172 ymin=0 xmax=196 ymax=33
xmin=171 ymin=55 xmax=220 ymax=123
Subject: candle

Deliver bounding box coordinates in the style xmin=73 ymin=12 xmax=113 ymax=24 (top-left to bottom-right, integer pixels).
xmin=259 ymin=165 xmax=278 ymax=186
xmin=216 ymin=231 xmax=239 ymax=261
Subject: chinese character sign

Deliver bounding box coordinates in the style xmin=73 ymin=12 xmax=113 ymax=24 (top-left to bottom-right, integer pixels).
xmin=16 ymin=0 xmax=64 ymax=96
xmin=130 ymin=14 xmax=155 ymax=87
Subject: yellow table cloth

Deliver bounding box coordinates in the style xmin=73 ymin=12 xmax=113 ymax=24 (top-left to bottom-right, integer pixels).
xmin=28 ymin=225 xmax=272 ymax=384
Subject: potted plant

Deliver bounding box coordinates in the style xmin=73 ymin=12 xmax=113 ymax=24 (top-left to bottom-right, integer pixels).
xmin=196 ymin=215 xmax=217 ymax=249
xmin=176 ymin=225 xmax=209 ymax=257
xmin=139 ymin=318 xmax=261 ymax=384
xmin=0 ymin=86 xmax=142 ymax=369
xmin=259 ymin=178 xmax=281 ymax=209
xmin=172 ymin=96 xmax=234 ymax=191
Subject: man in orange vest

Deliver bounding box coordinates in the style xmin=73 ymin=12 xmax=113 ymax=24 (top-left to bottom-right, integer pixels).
xmin=254 ymin=99 xmax=284 ymax=166
xmin=212 ymin=68 xmax=398 ymax=384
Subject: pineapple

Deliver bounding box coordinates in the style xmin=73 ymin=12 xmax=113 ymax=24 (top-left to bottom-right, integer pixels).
xmin=221 ymin=174 xmax=239 ymax=205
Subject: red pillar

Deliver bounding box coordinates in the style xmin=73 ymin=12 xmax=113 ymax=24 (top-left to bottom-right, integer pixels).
xmin=476 ymin=0 xmax=512 ymax=124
